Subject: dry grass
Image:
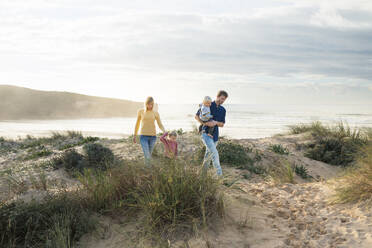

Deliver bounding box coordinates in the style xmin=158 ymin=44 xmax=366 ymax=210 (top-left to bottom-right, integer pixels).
xmin=334 ymin=143 xmax=372 ymax=203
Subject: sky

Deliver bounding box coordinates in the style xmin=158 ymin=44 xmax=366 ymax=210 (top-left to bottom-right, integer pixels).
xmin=1 ymin=0 xmax=372 ymax=104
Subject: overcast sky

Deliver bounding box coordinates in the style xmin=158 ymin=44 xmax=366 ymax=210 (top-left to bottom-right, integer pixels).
xmin=1 ymin=0 xmax=372 ymax=104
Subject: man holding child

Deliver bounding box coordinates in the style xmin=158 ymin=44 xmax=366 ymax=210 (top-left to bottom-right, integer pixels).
xmin=195 ymin=90 xmax=228 ymax=176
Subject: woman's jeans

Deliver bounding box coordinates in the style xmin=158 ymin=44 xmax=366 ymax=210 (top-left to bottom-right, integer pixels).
xmin=139 ymin=135 xmax=157 ymax=166
xmin=201 ymin=132 xmax=223 ymax=176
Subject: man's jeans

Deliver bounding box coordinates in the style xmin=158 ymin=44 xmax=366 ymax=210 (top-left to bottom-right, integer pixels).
xmin=140 ymin=135 xmax=157 ymax=166
xmin=201 ymin=132 xmax=222 ymax=176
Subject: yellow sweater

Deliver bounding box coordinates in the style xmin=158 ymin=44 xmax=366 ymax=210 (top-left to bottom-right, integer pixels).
xmin=134 ymin=109 xmax=165 ymax=136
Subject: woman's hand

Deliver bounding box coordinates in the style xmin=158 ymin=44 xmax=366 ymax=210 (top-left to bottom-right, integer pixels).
xmin=133 ymin=135 xmax=137 ymax=144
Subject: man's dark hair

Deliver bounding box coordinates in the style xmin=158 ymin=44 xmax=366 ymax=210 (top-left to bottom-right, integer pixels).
xmin=217 ymin=90 xmax=228 ymax=98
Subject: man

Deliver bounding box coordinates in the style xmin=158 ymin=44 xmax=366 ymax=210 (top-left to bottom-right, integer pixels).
xmin=195 ymin=90 xmax=228 ymax=176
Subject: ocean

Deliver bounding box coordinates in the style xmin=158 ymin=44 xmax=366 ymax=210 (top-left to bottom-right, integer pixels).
xmin=1 ymin=104 xmax=372 ymax=139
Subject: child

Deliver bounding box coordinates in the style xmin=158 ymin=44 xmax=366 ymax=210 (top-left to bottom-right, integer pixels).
xmin=160 ymin=131 xmax=178 ymax=159
xmin=198 ymin=96 xmax=215 ymax=137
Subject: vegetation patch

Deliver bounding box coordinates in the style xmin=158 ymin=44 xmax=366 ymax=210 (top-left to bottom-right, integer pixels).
xmin=1 ymin=157 xmax=224 ymax=246
xmin=294 ymin=164 xmax=311 ymax=179
xmin=334 ymin=142 xmax=372 ymax=203
xmin=53 ymin=143 xmax=114 ymax=174
xmin=53 ymin=149 xmax=86 ymax=172
xmin=269 ymin=144 xmax=289 ymax=155
xmin=290 ymin=122 xmax=368 ymax=166
xmin=24 ymin=147 xmax=53 ymax=160
xmin=83 ymin=143 xmax=115 ymax=169
xmin=270 ymin=160 xmax=295 ymax=184
xmin=0 ymin=193 xmax=97 ymax=248
xmin=198 ymin=141 xmax=253 ymax=166
xmin=288 ymin=121 xmax=328 ymax=135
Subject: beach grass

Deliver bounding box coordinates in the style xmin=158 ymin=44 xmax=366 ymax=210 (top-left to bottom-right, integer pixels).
xmin=289 ymin=121 xmax=368 ymax=166
xmin=334 ymin=142 xmax=372 ymax=203
xmin=0 ymin=145 xmax=224 ymax=246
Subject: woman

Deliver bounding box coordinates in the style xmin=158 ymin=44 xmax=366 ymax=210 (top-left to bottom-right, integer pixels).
xmin=133 ymin=96 xmax=166 ymax=165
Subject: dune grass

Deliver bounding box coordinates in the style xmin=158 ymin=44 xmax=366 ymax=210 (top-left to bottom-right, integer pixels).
xmin=1 ymin=145 xmax=224 ymax=246
xmin=269 ymin=160 xmax=295 ymax=184
xmin=0 ymin=192 xmax=97 ymax=248
xmin=0 ymin=131 xmax=99 ymax=156
xmin=334 ymin=142 xmax=372 ymax=204
xmin=288 ymin=121 xmax=328 ymax=135
xmin=77 ymin=159 xmax=224 ymax=238
xmin=289 ymin=121 xmax=368 ymax=166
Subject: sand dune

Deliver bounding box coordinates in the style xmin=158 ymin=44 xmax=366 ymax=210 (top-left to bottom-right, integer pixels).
xmin=0 ymin=85 xmax=142 ymax=120
xmin=1 ymin=132 xmax=371 ymax=247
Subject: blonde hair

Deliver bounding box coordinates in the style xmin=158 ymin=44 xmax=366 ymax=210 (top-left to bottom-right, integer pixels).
xmin=203 ymin=96 xmax=212 ymax=104
xmin=145 ymin=96 xmax=154 ymax=111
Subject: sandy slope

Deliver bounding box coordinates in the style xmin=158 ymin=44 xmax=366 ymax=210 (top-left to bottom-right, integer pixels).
xmin=1 ymin=133 xmax=371 ymax=248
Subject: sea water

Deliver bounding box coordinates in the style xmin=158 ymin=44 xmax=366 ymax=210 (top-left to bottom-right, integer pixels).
xmin=1 ymin=104 xmax=372 ymax=139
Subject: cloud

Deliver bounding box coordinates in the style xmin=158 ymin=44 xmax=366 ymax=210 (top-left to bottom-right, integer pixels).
xmin=0 ymin=0 xmax=371 ymax=103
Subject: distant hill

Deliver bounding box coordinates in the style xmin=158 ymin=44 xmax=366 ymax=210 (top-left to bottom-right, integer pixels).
xmin=0 ymin=85 xmax=143 ymax=120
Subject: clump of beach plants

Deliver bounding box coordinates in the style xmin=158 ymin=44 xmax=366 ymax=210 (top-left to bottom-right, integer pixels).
xmin=269 ymin=144 xmax=289 ymax=155
xmin=289 ymin=122 xmax=368 ymax=166
xmin=198 ymin=141 xmax=253 ymax=166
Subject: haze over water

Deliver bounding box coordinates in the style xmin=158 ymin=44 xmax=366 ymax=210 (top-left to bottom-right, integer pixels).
xmin=1 ymin=104 xmax=372 ymax=139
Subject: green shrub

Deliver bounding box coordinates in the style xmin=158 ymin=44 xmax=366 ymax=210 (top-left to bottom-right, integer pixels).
xmin=294 ymin=164 xmax=310 ymax=179
xmin=53 ymin=149 xmax=86 ymax=172
xmin=305 ymin=129 xmax=367 ymax=166
xmin=0 ymin=193 xmax=97 ymax=248
xmin=269 ymin=144 xmax=289 ymax=155
xmin=199 ymin=141 xmax=252 ymax=166
xmin=83 ymin=143 xmax=115 ymax=170
xmin=53 ymin=144 xmax=115 ymax=174
xmin=0 ymin=137 xmax=5 ymax=142
xmin=244 ymin=164 xmax=266 ymax=175
xmin=290 ymin=122 xmax=367 ymax=166
xmin=176 ymin=128 xmax=185 ymax=136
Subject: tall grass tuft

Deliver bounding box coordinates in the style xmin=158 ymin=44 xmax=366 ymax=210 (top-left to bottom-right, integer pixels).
xmin=334 ymin=143 xmax=372 ymax=203
xmin=0 ymin=192 xmax=96 ymax=248
xmin=288 ymin=121 xmax=328 ymax=135
xmin=133 ymin=160 xmax=224 ymax=235
xmin=77 ymin=159 xmax=224 ymax=239
xmin=270 ymin=160 xmax=295 ymax=184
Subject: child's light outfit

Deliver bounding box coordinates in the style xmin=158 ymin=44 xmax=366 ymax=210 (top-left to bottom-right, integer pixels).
xmin=199 ymin=103 xmax=215 ymax=136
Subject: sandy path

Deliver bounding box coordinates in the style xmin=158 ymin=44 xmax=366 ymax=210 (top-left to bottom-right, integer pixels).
xmin=239 ymin=181 xmax=372 ymax=248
